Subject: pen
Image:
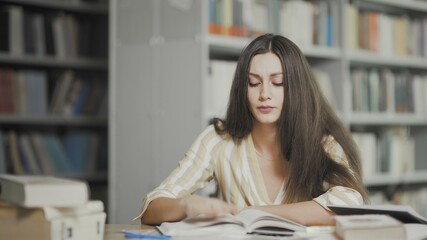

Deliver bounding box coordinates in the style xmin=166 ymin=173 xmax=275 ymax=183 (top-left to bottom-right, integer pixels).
xmin=121 ymin=230 xmax=172 ymax=239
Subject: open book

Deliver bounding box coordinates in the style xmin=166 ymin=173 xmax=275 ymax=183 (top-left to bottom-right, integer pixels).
xmin=328 ymin=204 xmax=427 ymax=224
xmin=157 ymin=209 xmax=334 ymax=236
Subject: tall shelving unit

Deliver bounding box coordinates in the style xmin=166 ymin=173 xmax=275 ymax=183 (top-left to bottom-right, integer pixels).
xmin=0 ymin=0 xmax=109 ymax=206
xmin=110 ymin=0 xmax=427 ymax=223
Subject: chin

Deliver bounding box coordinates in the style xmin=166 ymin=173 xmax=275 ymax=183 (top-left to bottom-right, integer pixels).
xmin=255 ymin=117 xmax=279 ymax=125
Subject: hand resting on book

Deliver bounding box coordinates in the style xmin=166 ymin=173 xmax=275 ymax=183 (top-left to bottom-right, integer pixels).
xmin=179 ymin=195 xmax=238 ymax=218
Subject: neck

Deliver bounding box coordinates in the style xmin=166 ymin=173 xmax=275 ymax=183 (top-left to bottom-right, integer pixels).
xmin=252 ymin=122 xmax=281 ymax=160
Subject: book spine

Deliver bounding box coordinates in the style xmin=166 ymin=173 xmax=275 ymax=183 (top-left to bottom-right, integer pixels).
xmin=0 ymin=177 xmax=24 ymax=205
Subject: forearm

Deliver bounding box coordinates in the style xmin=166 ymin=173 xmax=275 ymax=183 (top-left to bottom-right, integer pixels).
xmin=252 ymin=201 xmax=335 ymax=226
xmin=141 ymin=197 xmax=186 ymax=225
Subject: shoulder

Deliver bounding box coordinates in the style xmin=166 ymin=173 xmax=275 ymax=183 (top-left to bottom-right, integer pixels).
xmin=321 ymin=135 xmax=349 ymax=167
xmin=194 ymin=125 xmax=232 ymax=149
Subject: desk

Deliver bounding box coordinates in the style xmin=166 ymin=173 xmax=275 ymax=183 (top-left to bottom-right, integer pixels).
xmin=103 ymin=224 xmax=337 ymax=240
xmin=104 ymin=224 xmax=427 ymax=240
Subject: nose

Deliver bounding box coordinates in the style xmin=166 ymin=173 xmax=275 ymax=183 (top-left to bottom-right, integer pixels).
xmin=259 ymin=83 xmax=271 ymax=101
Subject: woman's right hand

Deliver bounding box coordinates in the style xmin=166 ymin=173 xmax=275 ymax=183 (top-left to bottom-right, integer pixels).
xmin=179 ymin=195 xmax=238 ymax=218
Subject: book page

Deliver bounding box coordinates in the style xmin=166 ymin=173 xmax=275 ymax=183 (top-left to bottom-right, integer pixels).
xmin=158 ymin=215 xmax=245 ymax=236
xmin=235 ymin=209 xmax=306 ymax=233
xmin=158 ymin=209 xmax=307 ymax=236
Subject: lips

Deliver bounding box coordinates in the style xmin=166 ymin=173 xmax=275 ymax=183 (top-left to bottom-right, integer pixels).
xmin=257 ymin=106 xmax=274 ymax=113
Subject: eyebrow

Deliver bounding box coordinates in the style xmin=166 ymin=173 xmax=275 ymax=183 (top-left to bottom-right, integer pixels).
xmin=249 ymin=72 xmax=283 ymax=78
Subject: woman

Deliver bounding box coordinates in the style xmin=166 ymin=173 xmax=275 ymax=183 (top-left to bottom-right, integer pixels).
xmin=138 ymin=34 xmax=368 ymax=226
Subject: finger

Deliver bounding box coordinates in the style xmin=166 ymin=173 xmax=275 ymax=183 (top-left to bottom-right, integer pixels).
xmin=229 ymin=203 xmax=239 ymax=215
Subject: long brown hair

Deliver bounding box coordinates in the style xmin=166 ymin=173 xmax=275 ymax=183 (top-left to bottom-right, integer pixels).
xmin=212 ymin=34 xmax=368 ymax=203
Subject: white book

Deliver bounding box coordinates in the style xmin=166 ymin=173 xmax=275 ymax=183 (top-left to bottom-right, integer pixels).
xmin=412 ymin=75 xmax=424 ymax=116
xmin=424 ymin=76 xmax=427 ymax=115
xmin=52 ymin=13 xmax=67 ymax=59
xmin=382 ymin=68 xmax=396 ymax=114
xmin=378 ymin=14 xmax=394 ymax=56
xmin=208 ymin=60 xmax=235 ymax=118
xmin=251 ymin=0 xmax=268 ymax=34
xmin=280 ymin=1 xmax=312 ymax=47
xmin=0 ymin=200 xmax=105 ymax=240
xmin=33 ymin=13 xmax=46 ymax=56
xmin=346 ymin=3 xmax=358 ymax=50
xmin=368 ymin=68 xmax=380 ymax=112
xmin=389 ymin=134 xmax=404 ymax=177
xmin=330 ymin=0 xmax=340 ymax=47
xmin=352 ymin=69 xmax=362 ymax=111
xmin=352 ymin=132 xmax=377 ymax=177
xmin=312 ymin=68 xmax=336 ymax=109
xmin=8 ymin=6 xmax=23 ymax=56
xmin=0 ymin=174 xmax=89 ymax=207
xmin=335 ymin=214 xmax=405 ymax=240
xmin=401 ymin=137 xmax=414 ymax=174
xmin=222 ymin=0 xmax=233 ymax=34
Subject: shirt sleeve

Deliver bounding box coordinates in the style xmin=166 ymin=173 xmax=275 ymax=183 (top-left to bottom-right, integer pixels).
xmin=134 ymin=126 xmax=220 ymax=220
xmin=313 ymin=135 xmax=364 ymax=210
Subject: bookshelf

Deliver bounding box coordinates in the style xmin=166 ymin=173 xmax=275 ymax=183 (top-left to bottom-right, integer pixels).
xmin=0 ymin=0 xmax=109 ymax=207
xmin=0 ymin=52 xmax=108 ymax=69
xmin=110 ymin=0 xmax=427 ymax=223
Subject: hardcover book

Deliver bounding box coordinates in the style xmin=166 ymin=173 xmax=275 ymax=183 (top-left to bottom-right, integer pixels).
xmin=0 ymin=174 xmax=89 ymax=207
xmin=335 ymin=214 xmax=405 ymax=240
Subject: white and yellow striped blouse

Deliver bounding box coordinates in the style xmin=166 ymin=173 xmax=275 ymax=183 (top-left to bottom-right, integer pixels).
xmin=137 ymin=125 xmax=363 ymax=218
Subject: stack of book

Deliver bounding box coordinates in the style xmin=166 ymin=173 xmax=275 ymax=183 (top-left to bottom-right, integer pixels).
xmin=0 ymin=174 xmax=106 ymax=240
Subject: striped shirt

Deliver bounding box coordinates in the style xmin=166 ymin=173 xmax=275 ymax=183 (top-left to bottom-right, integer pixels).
xmin=137 ymin=125 xmax=363 ymax=218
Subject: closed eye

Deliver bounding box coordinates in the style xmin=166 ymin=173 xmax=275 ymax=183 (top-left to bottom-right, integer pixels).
xmin=248 ymin=82 xmax=260 ymax=87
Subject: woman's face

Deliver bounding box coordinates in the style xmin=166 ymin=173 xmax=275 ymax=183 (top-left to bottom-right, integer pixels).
xmin=247 ymin=52 xmax=284 ymax=126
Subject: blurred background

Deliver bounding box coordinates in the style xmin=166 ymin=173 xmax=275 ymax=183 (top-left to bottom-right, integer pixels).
xmin=0 ymin=0 xmax=427 ymax=224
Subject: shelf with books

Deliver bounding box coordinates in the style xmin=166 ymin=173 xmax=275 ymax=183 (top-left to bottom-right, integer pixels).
xmin=0 ymin=53 xmax=107 ymax=70
xmin=58 ymin=170 xmax=108 ymax=183
xmin=346 ymin=0 xmax=427 ymax=189
xmin=0 ymin=115 xmax=107 ymax=126
xmin=345 ymin=1 xmax=427 ymax=59
xmin=0 ymin=130 xmax=108 ymax=181
xmin=208 ymin=35 xmax=342 ymax=59
xmin=347 ymin=51 xmax=427 ymax=70
xmin=0 ymin=0 xmax=108 ymax=14
xmin=207 ymin=0 xmax=341 ymax=50
xmin=349 ymin=113 xmax=427 ymax=126
xmin=360 ymin=0 xmax=427 ymax=12
xmin=364 ymin=170 xmax=427 ymax=187
xmin=0 ymin=0 xmax=109 ymax=212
